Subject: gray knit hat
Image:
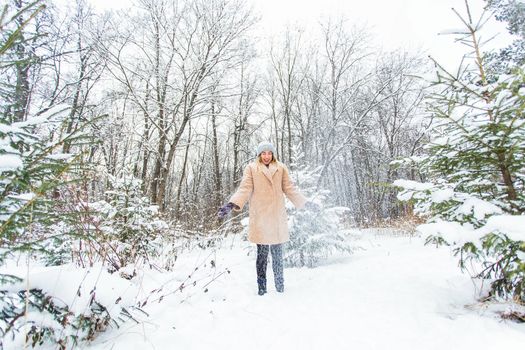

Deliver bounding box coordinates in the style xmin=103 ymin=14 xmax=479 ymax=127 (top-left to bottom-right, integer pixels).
xmin=256 ymin=141 xmax=276 ymax=156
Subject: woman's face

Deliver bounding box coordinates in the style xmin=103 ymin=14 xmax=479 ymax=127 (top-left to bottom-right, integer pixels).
xmin=260 ymin=151 xmax=273 ymax=165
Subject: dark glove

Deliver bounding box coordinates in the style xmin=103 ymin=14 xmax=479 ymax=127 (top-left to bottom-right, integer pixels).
xmin=305 ymin=201 xmax=321 ymax=212
xmin=218 ymin=202 xmax=235 ymax=219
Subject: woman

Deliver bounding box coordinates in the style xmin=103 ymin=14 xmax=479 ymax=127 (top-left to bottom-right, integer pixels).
xmin=218 ymin=141 xmax=307 ymax=296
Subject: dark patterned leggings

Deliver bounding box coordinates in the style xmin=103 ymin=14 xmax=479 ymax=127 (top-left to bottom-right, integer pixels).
xmin=256 ymin=244 xmax=283 ymax=290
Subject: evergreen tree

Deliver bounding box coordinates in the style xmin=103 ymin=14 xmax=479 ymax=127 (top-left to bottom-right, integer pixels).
xmin=394 ymin=3 xmax=525 ymax=302
xmin=0 ymin=1 xmax=94 ymax=279
xmin=485 ymin=0 xmax=525 ymax=72
xmin=0 ymin=3 xmax=124 ymax=347
xmin=88 ymin=174 xmax=169 ymax=273
xmin=285 ymin=163 xmax=354 ymax=268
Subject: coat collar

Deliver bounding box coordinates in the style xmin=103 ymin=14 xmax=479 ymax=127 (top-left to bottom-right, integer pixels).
xmin=258 ymin=161 xmax=278 ymax=183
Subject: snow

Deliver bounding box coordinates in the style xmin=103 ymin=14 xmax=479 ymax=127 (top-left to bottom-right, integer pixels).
xmin=431 ymin=136 xmax=449 ymax=146
xmin=46 ymin=153 xmax=74 ymax=160
xmin=417 ymin=220 xmax=477 ymax=245
xmin=2 ymin=263 xmax=137 ymax=318
xmin=457 ymin=197 xmax=503 ymax=220
xmin=437 ymin=28 xmax=470 ymax=36
xmin=479 ymin=215 xmax=525 ymax=242
xmin=417 ymin=214 xmax=525 ymax=246
xmin=393 ymin=179 xmax=433 ymax=193
xmin=3 ymin=231 xmax=524 ymax=349
xmin=393 ymin=179 xmax=435 ymax=203
xmin=326 ymin=206 xmax=351 ymax=214
xmin=449 ymin=105 xmax=471 ymax=121
xmin=431 ymin=188 xmax=454 ymax=203
xmin=12 ymin=104 xmax=70 ymax=129
xmin=0 ymin=154 xmax=23 ymax=172
xmin=70 ymin=231 xmax=525 ymax=350
xmin=7 ymin=192 xmax=35 ymax=202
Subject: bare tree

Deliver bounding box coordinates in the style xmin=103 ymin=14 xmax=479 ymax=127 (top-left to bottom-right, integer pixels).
xmin=99 ymin=0 xmax=256 ymax=211
xmin=314 ymin=18 xmax=373 ymax=189
xmin=268 ymin=26 xmax=305 ymax=164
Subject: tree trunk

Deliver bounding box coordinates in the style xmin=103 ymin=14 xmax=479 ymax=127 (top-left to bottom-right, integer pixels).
xmin=211 ymin=102 xmax=222 ymax=208
xmin=175 ymin=126 xmax=191 ymax=215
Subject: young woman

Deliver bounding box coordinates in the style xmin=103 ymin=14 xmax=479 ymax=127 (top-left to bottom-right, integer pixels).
xmin=218 ymin=141 xmax=307 ymax=296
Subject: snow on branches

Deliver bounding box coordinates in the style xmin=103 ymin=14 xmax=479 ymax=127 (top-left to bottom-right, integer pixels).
xmin=394 ymin=3 xmax=525 ymax=303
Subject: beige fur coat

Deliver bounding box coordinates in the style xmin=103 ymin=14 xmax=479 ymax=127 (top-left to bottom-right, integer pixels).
xmin=229 ymin=161 xmax=306 ymax=244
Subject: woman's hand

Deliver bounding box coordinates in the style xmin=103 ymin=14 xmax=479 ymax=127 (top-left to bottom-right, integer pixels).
xmin=218 ymin=202 xmax=235 ymax=219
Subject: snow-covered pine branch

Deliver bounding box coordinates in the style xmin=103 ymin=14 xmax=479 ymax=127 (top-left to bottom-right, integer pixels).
xmin=394 ymin=1 xmax=525 ymax=303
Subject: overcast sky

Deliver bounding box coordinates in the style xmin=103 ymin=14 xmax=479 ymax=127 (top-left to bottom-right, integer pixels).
xmin=87 ymin=0 xmax=511 ymax=70
xmin=251 ymin=0 xmax=510 ymax=69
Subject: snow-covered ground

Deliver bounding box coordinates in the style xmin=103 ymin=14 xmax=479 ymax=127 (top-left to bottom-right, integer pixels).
xmin=84 ymin=230 xmax=525 ymax=350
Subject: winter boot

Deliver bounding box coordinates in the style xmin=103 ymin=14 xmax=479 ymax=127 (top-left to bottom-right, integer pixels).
xmin=257 ymin=276 xmax=267 ymax=295
xmin=257 ymin=286 xmax=266 ymax=295
xmin=258 ymin=282 xmax=267 ymax=296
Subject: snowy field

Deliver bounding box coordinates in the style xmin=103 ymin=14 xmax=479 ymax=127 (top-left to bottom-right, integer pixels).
xmin=80 ymin=230 xmax=525 ymax=350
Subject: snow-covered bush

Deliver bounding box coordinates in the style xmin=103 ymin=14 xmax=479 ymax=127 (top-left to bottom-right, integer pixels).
xmin=0 ymin=103 xmax=89 ymax=261
xmin=0 ymin=5 xmax=134 ymax=347
xmin=394 ymin=5 xmax=525 ymax=302
xmin=0 ymin=265 xmax=138 ymax=349
xmin=87 ymin=175 xmax=170 ymax=273
xmin=285 ymin=165 xmax=353 ymax=268
xmin=38 ymin=223 xmax=76 ymax=267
